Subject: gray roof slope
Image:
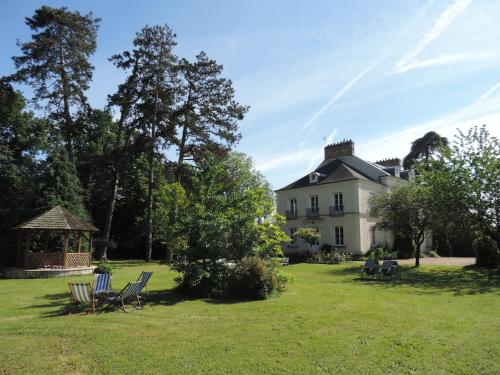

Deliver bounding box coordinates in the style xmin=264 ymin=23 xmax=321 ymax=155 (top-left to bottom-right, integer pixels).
xmin=276 ymin=155 xmax=390 ymax=191
xmin=15 ymin=206 xmax=99 ymax=231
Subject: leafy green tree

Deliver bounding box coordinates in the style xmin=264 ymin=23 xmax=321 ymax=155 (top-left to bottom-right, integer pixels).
xmin=179 ymin=152 xmax=287 ymax=262
xmin=174 ymin=52 xmax=248 ymax=179
xmin=294 ymin=228 xmax=320 ymax=250
xmin=0 ymin=82 xmax=46 ymax=265
xmin=109 ymin=25 xmax=178 ymax=262
xmin=403 ymin=131 xmax=449 ymax=169
xmin=39 ymin=145 xmax=88 ymax=219
xmin=421 ymin=126 xmax=499 ymax=259
xmin=370 ymin=183 xmax=432 ymax=266
xmin=10 ymin=6 xmax=100 ymax=164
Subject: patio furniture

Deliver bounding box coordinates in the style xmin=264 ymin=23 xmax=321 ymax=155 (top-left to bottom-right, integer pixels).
xmin=137 ymin=271 xmax=153 ymax=296
xmin=360 ymin=260 xmax=380 ymax=278
xmin=380 ymin=260 xmax=401 ymax=278
xmin=281 ymin=257 xmax=289 ymax=266
xmin=68 ymin=282 xmax=97 ymax=314
xmin=104 ymin=281 xmax=144 ymax=313
xmin=93 ymin=273 xmax=112 ymax=296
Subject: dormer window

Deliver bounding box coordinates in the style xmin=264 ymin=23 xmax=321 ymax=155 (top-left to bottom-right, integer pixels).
xmin=309 ymin=172 xmax=320 ymax=184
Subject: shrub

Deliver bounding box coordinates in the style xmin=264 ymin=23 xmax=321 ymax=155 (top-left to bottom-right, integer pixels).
xmin=473 ymin=235 xmax=499 ymax=267
xmin=320 ymin=243 xmax=333 ymax=253
xmin=286 ymin=250 xmax=312 ymax=264
xmin=94 ymin=262 xmax=112 ymax=274
xmin=366 ymin=246 xmax=397 ymax=261
xmin=172 ymin=261 xmax=231 ymax=297
xmin=228 ymin=256 xmax=272 ymax=300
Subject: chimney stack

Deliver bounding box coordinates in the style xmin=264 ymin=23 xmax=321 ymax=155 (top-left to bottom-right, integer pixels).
xmin=375 ymin=158 xmax=401 ymax=168
xmin=324 ymin=139 xmax=354 ymax=160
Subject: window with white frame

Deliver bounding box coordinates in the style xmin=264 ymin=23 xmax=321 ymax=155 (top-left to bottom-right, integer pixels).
xmin=332 ymin=192 xmax=343 ymax=211
xmin=309 ymin=195 xmax=319 ymax=212
xmin=371 ymin=226 xmax=376 ymax=246
xmin=333 ymin=226 xmax=344 ymax=246
xmin=288 ymin=198 xmax=297 ymax=214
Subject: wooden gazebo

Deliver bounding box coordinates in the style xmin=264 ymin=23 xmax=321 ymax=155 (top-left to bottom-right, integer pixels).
xmin=14 ymin=206 xmax=99 ymax=269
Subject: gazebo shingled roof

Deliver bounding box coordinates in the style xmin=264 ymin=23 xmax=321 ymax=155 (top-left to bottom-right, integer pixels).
xmin=15 ymin=206 xmax=99 ymax=232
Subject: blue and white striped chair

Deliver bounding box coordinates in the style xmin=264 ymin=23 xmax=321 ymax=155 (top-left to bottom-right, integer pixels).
xmin=105 ymin=281 xmax=143 ymax=312
xmin=68 ymin=283 xmax=97 ymax=314
xmin=137 ymin=271 xmax=153 ymax=296
xmin=93 ymin=273 xmax=112 ymax=296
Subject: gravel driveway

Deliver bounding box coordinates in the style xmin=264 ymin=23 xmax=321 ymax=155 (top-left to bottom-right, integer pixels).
xmin=396 ymin=257 xmax=475 ymax=266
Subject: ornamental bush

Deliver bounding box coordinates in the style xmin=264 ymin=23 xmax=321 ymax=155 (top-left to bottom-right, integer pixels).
xmin=94 ymin=261 xmax=112 ymax=274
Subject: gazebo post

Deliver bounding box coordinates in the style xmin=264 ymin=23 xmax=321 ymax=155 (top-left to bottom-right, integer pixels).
xmin=77 ymin=231 xmax=82 ymax=253
xmin=63 ymin=230 xmax=69 ymax=269
xmin=44 ymin=230 xmax=49 ymax=252
xmin=24 ymin=230 xmax=31 ymax=269
xmin=16 ymin=230 xmax=22 ymax=267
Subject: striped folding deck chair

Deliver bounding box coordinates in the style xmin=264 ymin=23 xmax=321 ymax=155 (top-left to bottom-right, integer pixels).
xmin=136 ymin=271 xmax=153 ymax=296
xmin=105 ymin=281 xmax=143 ymax=312
xmin=93 ymin=273 xmax=112 ymax=296
xmin=68 ymin=283 xmax=97 ymax=314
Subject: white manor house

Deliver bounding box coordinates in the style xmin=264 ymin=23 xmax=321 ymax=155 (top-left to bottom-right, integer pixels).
xmin=276 ymin=139 xmax=427 ymax=255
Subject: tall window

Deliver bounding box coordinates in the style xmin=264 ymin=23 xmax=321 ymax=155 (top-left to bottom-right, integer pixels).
xmin=371 ymin=227 xmax=376 ymax=246
xmin=310 ymin=195 xmax=319 ymax=212
xmin=333 ymin=193 xmax=343 ymax=211
xmin=289 ymin=198 xmax=297 ymax=214
xmin=334 ymin=226 xmax=344 ymax=246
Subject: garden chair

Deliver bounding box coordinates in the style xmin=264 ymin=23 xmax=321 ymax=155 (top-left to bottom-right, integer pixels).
xmin=68 ymin=283 xmax=97 ymax=314
xmin=281 ymin=257 xmax=289 ymax=266
xmin=360 ymin=260 xmax=380 ymax=278
xmin=104 ymin=281 xmax=144 ymax=313
xmin=380 ymin=260 xmax=401 ymax=279
xmin=136 ymin=271 xmax=153 ymax=296
xmin=93 ymin=273 xmax=112 ymax=296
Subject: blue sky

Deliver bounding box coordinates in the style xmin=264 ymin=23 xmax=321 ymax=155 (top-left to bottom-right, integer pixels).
xmin=1 ymin=0 xmax=500 ymax=189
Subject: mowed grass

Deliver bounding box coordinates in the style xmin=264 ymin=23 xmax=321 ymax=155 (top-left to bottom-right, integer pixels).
xmin=0 ymin=262 xmax=499 ymax=374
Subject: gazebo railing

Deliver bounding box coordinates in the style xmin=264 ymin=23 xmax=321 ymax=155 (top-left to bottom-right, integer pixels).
xmin=25 ymin=252 xmax=91 ymax=269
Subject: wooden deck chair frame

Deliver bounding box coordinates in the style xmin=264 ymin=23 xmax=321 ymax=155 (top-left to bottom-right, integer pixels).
xmin=136 ymin=271 xmax=153 ymax=296
xmin=104 ymin=281 xmax=143 ymax=313
xmin=68 ymin=282 xmax=97 ymax=315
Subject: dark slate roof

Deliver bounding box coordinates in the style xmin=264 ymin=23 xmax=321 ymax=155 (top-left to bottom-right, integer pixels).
xmin=14 ymin=206 xmax=99 ymax=231
xmin=276 ymin=155 xmax=391 ymax=191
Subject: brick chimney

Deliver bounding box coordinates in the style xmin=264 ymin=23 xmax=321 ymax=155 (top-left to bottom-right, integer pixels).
xmin=324 ymin=139 xmax=354 ymax=160
xmin=375 ymin=158 xmax=401 ymax=168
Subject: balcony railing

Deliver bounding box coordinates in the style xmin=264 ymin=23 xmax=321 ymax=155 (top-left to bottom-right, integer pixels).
xmin=306 ymin=207 xmax=320 ymax=218
xmin=329 ymin=206 xmax=344 ymax=216
xmin=286 ymin=210 xmax=298 ymax=219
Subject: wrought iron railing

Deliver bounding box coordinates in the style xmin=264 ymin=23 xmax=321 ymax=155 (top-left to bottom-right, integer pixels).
xmin=306 ymin=207 xmax=320 ymax=218
xmin=329 ymin=206 xmax=344 ymax=216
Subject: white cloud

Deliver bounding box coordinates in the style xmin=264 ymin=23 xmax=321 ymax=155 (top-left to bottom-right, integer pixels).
xmin=394 ymin=53 xmax=487 ymax=74
xmin=394 ymin=0 xmax=473 ymax=74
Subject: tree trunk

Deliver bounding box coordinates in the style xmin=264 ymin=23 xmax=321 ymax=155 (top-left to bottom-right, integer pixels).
xmin=415 ymin=242 xmax=421 ymax=267
xmin=145 ymin=136 xmax=155 ymax=262
xmin=59 ymin=40 xmax=75 ymax=165
xmin=175 ymin=89 xmax=192 ymax=182
xmin=99 ymin=170 xmax=119 ymax=260
xmin=99 ymin=100 xmax=132 ymax=260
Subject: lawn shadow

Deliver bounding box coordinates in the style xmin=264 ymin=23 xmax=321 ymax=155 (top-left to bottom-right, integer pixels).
xmin=143 ymin=288 xmax=255 ymax=307
xmin=22 ymin=292 xmax=72 ymax=317
xmin=329 ymin=264 xmax=500 ymax=296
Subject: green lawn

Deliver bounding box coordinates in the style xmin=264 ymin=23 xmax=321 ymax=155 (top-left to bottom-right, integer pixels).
xmin=0 ymin=262 xmax=499 ymax=374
